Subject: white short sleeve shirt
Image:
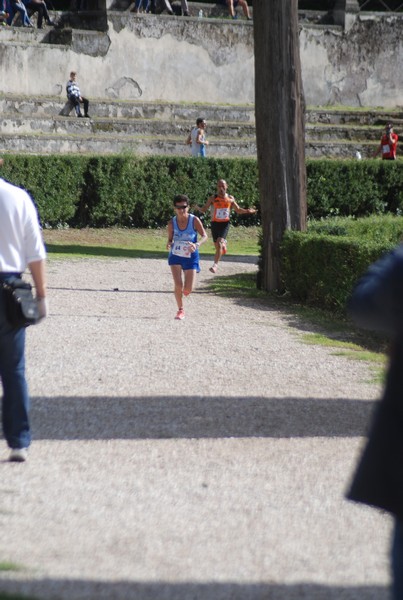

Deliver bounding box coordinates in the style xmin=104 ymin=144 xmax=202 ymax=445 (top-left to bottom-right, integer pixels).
xmin=0 ymin=178 xmax=46 ymax=273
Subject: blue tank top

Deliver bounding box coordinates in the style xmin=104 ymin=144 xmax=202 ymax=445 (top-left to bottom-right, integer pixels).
xmin=170 ymin=214 xmax=198 ymax=260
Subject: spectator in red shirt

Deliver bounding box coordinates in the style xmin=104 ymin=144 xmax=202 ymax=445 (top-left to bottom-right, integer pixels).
xmin=374 ymin=123 xmax=399 ymax=160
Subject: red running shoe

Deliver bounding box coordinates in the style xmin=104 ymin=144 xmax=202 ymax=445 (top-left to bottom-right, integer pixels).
xmin=175 ymin=308 xmax=185 ymax=320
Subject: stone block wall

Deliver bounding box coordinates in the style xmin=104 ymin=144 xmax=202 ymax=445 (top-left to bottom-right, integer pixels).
xmin=0 ymin=11 xmax=402 ymax=107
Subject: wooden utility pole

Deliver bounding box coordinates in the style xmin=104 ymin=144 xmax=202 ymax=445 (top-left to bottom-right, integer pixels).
xmin=253 ymin=0 xmax=307 ymax=291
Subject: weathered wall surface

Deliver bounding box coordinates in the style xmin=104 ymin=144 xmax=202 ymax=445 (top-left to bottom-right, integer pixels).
xmin=0 ymin=13 xmax=402 ymax=106
xmin=300 ymin=15 xmax=403 ymax=107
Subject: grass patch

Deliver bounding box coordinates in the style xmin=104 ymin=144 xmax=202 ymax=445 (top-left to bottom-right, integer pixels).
xmin=43 ymin=227 xmax=260 ymax=259
xmin=208 ymin=272 xmax=388 ymax=376
xmin=0 ymin=563 xmax=22 ymax=572
xmin=207 ymin=272 xmax=263 ymax=298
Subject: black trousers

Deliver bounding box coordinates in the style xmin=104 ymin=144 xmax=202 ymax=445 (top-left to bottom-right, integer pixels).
xmin=69 ymin=96 xmax=89 ymax=117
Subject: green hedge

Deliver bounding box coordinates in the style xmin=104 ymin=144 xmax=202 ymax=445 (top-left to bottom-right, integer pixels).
xmin=280 ymin=214 xmax=403 ymax=311
xmin=1 ymin=154 xmax=402 ymax=229
xmin=0 ymin=154 xmax=259 ymax=228
xmin=306 ymin=159 xmax=403 ymax=218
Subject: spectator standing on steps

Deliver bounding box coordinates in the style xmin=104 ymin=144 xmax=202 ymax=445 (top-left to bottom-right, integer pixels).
xmin=373 ymin=122 xmax=398 ymax=160
xmin=66 ymin=71 xmax=91 ymax=119
xmin=194 ymin=179 xmax=256 ymax=274
xmin=186 ymin=118 xmax=209 ymax=158
xmin=0 ymin=157 xmax=48 ymax=463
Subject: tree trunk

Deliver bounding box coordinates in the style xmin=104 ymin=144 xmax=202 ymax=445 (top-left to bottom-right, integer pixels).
xmin=254 ymin=0 xmax=307 ymax=291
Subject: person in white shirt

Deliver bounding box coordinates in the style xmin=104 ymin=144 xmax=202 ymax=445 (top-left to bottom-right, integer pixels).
xmin=0 ymin=158 xmax=47 ymax=462
xmin=186 ymin=118 xmax=209 ymax=158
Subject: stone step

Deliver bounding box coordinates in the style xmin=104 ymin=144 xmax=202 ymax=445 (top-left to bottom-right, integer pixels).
xmin=0 ymin=130 xmax=380 ymax=159
xmin=0 ymin=131 xmax=257 ymax=157
xmin=306 ymin=108 xmax=403 ymax=126
xmin=0 ymin=25 xmax=54 ymax=43
xmin=3 ymin=95 xmax=402 ymax=128
xmin=1 ymin=95 xmax=401 ymax=159
xmin=0 ymin=114 xmax=256 ymax=138
xmin=0 ymin=95 xmax=256 ymax=123
xmin=305 ymin=124 xmax=387 ymax=142
xmin=1 ymin=113 xmax=394 ymax=144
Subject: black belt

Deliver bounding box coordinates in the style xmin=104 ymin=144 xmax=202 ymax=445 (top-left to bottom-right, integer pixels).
xmin=0 ymin=273 xmax=22 ymax=281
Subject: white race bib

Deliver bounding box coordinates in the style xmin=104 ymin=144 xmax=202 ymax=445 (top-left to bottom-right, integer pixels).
xmin=382 ymin=144 xmax=391 ymax=154
xmin=172 ymin=241 xmax=191 ymax=258
xmin=215 ymin=208 xmax=230 ymax=220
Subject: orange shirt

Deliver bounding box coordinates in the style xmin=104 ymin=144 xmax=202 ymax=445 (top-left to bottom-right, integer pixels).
xmin=211 ymin=196 xmax=233 ymax=222
xmin=381 ymin=132 xmax=398 ymax=159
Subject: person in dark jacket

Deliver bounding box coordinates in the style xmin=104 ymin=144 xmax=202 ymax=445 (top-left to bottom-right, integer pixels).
xmin=347 ymin=243 xmax=403 ymax=600
xmin=66 ymin=71 xmax=90 ymax=118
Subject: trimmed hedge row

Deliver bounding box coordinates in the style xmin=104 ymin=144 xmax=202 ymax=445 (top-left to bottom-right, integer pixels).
xmin=280 ymin=215 xmax=403 ymax=311
xmin=0 ymin=154 xmax=259 ymax=228
xmin=1 ymin=154 xmax=403 ymax=229
xmin=306 ymin=159 xmax=403 ymax=218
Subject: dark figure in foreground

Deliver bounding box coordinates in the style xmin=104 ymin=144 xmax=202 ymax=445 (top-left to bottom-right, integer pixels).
xmin=347 ymin=244 xmax=403 ymax=599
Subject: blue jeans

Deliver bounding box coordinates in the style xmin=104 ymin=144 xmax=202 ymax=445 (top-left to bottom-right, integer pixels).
xmin=0 ymin=278 xmax=31 ymax=450
xmin=134 ymin=0 xmax=150 ymax=10
xmin=392 ymin=519 xmax=403 ymax=600
xmin=8 ymin=0 xmax=32 ymax=26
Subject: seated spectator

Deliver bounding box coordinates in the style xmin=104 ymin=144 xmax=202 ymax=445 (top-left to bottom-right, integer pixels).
xmin=132 ymin=0 xmax=149 ymax=11
xmin=219 ymin=0 xmax=251 ymax=20
xmin=23 ymin=0 xmax=54 ymax=27
xmin=7 ymin=0 xmax=33 ymax=26
xmin=66 ymin=71 xmax=91 ymax=118
xmin=170 ymin=0 xmax=189 ymax=15
xmin=154 ymin=0 xmax=174 ymax=15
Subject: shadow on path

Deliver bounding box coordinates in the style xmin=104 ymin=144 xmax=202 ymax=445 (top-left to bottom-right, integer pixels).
xmin=0 ymin=579 xmax=389 ymax=600
xmin=28 ymin=395 xmax=377 ymax=440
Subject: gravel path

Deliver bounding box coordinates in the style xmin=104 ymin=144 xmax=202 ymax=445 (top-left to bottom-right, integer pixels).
xmin=0 ymin=256 xmax=391 ymax=600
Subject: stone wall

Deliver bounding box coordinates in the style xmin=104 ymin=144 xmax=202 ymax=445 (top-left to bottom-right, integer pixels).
xmin=0 ymin=12 xmax=402 ymax=107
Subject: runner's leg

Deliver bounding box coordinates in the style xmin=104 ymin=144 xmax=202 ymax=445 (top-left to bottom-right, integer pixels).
xmin=183 ymin=269 xmax=196 ymax=296
xmin=170 ymin=265 xmax=184 ymax=309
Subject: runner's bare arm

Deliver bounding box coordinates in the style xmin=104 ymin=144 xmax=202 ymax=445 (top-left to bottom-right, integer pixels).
xmin=188 ymin=217 xmax=207 ymax=253
xmin=166 ymin=220 xmax=174 ymax=249
xmin=232 ymin=198 xmax=257 ymax=215
xmin=194 ymin=196 xmax=213 ymax=214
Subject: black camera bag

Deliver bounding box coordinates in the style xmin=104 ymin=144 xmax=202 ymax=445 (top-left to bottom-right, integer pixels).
xmin=2 ymin=278 xmax=39 ymax=328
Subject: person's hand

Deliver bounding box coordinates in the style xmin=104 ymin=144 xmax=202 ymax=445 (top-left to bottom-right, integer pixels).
xmin=248 ymin=208 xmax=257 ymax=214
xmin=36 ymin=297 xmax=48 ymax=321
xmin=188 ymin=242 xmax=198 ymax=253
xmin=166 ymin=242 xmax=172 ymax=250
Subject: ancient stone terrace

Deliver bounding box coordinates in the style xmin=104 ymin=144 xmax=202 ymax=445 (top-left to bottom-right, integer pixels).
xmin=1 ymin=94 xmax=402 ymax=158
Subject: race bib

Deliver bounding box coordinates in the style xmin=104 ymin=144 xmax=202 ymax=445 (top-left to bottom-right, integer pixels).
xmin=382 ymin=144 xmax=391 ymax=154
xmin=215 ymin=208 xmax=230 ymax=220
xmin=172 ymin=240 xmax=191 ymax=258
